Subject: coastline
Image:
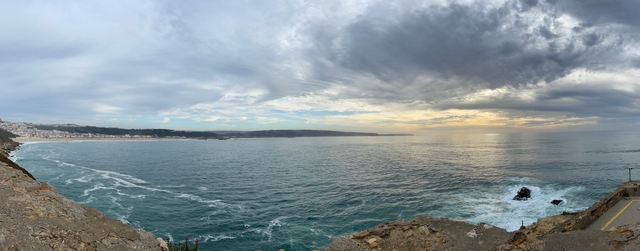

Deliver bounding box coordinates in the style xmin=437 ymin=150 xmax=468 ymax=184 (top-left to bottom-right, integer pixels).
xmin=8 ymin=133 xmax=640 ymax=250
xmin=326 ymin=183 xmax=640 ymax=251
xmin=0 ymin=134 xmax=167 ymax=250
xmin=13 ymin=137 xmax=196 ymax=143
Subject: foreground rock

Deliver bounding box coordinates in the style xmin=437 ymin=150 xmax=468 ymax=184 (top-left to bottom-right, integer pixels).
xmin=325 ymin=213 xmax=640 ymax=251
xmin=326 ymin=216 xmax=511 ymax=251
xmin=0 ymin=155 xmax=165 ymax=250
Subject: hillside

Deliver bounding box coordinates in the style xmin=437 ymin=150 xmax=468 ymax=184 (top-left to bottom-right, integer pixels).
xmin=32 ymin=125 xmax=218 ymax=138
xmin=0 ymin=127 xmax=17 ymax=142
xmin=224 ymin=129 xmax=380 ymax=138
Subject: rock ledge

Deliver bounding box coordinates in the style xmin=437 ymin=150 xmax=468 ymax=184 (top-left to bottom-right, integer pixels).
xmin=0 ymin=136 xmax=165 ymax=251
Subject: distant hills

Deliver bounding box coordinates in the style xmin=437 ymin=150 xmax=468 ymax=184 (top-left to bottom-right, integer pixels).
xmin=32 ymin=125 xmax=219 ymax=139
xmin=31 ymin=125 xmax=411 ymax=139
xmin=223 ymin=130 xmax=378 ymax=138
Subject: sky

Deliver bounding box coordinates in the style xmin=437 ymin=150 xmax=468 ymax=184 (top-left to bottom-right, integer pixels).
xmin=1 ymin=0 xmax=639 ymax=134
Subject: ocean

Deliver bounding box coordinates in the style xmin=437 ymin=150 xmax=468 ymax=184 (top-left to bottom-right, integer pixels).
xmin=9 ymin=131 xmax=640 ymax=250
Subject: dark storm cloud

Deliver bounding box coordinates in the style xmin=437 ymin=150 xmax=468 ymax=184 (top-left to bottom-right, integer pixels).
xmin=555 ymin=0 xmax=640 ymax=27
xmin=319 ymin=0 xmax=626 ymax=91
xmin=439 ymin=86 xmax=640 ymax=118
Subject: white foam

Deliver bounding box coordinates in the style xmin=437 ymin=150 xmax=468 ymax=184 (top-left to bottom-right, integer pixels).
xmin=155 ymin=184 xmax=185 ymax=188
xmin=49 ymin=159 xmax=178 ymax=194
xmin=49 ymin=159 xmax=149 ymax=185
xmin=254 ymin=216 xmax=288 ymax=241
xmin=83 ymin=183 xmax=111 ymax=196
xmin=460 ymin=178 xmax=587 ymax=231
xmin=74 ymin=175 xmax=93 ymax=183
xmin=310 ymin=228 xmax=332 ymax=238
xmin=116 ymin=189 xmax=145 ymax=199
xmin=175 ymin=193 xmax=225 ymax=207
xmin=200 ymin=234 xmax=235 ymax=242
xmin=79 ymin=195 xmax=95 ymax=204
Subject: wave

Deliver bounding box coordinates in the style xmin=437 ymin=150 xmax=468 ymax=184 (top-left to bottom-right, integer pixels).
xmin=49 ymin=159 xmax=176 ymax=195
xmin=458 ymin=177 xmax=587 ymax=231
xmin=52 ymin=158 xmax=240 ymax=211
xmin=253 ymin=216 xmax=289 ymax=242
xmin=199 ymin=234 xmax=235 ymax=242
xmin=175 ymin=193 xmax=226 ymax=207
xmin=83 ymin=183 xmax=111 ymax=196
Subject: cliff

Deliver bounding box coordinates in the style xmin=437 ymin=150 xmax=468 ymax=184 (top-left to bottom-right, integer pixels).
xmin=0 ymin=130 xmax=166 ymax=251
xmin=324 ymin=212 xmax=640 ymax=251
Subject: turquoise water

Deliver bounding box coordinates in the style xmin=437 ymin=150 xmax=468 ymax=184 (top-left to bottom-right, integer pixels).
xmin=10 ymin=131 xmax=640 ymax=250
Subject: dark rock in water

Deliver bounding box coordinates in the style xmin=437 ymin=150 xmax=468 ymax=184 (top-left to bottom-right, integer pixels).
xmin=513 ymin=187 xmax=532 ymax=201
xmin=551 ymin=199 xmax=563 ymax=205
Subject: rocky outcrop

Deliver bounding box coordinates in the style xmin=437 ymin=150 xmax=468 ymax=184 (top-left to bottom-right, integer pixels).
xmin=0 ymin=132 xmax=35 ymax=181
xmin=0 ymin=138 xmax=165 ymax=250
xmin=325 ymin=216 xmax=511 ymax=251
xmin=550 ymin=199 xmax=563 ymax=205
xmin=512 ymin=187 xmax=531 ymax=201
xmin=0 ymin=128 xmax=19 ymax=158
xmin=325 ymin=213 xmax=640 ymax=251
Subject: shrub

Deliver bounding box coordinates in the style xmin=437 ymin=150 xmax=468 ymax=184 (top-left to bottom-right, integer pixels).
xmin=167 ymin=237 xmax=199 ymax=251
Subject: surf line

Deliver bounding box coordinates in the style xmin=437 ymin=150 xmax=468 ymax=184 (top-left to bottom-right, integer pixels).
xmin=600 ymin=200 xmax=640 ymax=231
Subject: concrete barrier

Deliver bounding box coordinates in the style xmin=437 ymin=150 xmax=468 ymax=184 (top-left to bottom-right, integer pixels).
xmin=547 ymin=182 xmax=640 ymax=233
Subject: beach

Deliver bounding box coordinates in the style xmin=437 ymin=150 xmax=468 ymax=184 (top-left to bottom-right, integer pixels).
xmin=12 ymin=137 xmax=195 ymax=143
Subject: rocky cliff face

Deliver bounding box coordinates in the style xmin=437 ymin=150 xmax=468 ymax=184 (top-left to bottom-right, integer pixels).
xmin=324 ymin=214 xmax=640 ymax=251
xmin=0 ymin=135 xmax=166 ymax=250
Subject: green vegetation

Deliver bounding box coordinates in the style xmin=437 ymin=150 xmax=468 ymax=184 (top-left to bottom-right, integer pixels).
xmin=32 ymin=125 xmax=218 ymax=139
xmin=167 ymin=237 xmax=199 ymax=251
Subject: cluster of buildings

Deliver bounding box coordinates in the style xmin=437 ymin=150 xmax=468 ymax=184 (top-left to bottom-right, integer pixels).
xmin=0 ymin=119 xmax=154 ymax=139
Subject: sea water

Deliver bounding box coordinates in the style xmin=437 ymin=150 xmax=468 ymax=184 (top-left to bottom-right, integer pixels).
xmin=10 ymin=131 xmax=640 ymax=250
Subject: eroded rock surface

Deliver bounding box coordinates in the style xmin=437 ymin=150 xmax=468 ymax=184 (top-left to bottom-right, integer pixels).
xmin=326 ymin=216 xmax=511 ymax=251
xmin=0 ymin=159 xmax=165 ymax=250
xmin=325 ymin=214 xmax=640 ymax=251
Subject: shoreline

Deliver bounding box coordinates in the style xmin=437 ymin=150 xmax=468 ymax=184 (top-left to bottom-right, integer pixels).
xmin=13 ymin=137 xmax=196 ymax=143
xmin=0 ymin=135 xmax=166 ymax=250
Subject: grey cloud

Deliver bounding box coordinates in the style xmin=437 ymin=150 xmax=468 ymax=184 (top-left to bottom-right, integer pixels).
xmin=303 ymin=0 xmax=635 ymax=109
xmin=438 ymin=85 xmax=640 ymax=119
xmin=582 ymin=33 xmax=600 ymax=47
xmin=556 ymin=0 xmax=640 ymax=28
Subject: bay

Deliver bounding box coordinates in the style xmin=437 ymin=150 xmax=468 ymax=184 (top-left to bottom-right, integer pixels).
xmin=11 ymin=131 xmax=640 ymax=250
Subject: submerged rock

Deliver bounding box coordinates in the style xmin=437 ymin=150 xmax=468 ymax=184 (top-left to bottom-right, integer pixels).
xmin=551 ymin=199 xmax=563 ymax=205
xmin=513 ymin=187 xmax=532 ymax=201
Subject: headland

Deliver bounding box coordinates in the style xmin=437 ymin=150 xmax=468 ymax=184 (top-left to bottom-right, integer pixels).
xmin=12 ymin=137 xmax=195 ymax=143
xmin=0 ymin=131 xmax=167 ymax=250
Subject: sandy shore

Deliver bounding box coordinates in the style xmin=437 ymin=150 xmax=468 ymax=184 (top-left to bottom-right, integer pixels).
xmin=13 ymin=137 xmax=195 ymax=143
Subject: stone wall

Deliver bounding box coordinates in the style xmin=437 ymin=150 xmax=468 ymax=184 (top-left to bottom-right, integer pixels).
xmin=547 ymin=183 xmax=629 ymax=233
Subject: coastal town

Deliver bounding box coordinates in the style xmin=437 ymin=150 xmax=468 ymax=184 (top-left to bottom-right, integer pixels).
xmin=0 ymin=119 xmax=155 ymax=139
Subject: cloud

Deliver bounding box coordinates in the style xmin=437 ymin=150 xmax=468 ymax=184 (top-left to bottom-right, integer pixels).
xmin=1 ymin=0 xmax=639 ymax=132
xmin=313 ymin=0 xmax=631 ymax=93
